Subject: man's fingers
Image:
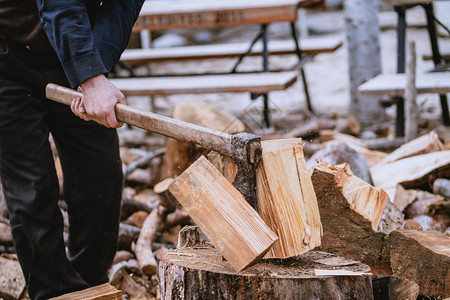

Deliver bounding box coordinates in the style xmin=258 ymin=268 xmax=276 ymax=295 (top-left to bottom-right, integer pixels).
xmin=71 ymin=98 xmax=90 ymax=121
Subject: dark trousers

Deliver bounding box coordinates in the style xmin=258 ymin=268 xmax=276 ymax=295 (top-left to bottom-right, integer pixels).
xmin=0 ymin=39 xmax=123 ymax=300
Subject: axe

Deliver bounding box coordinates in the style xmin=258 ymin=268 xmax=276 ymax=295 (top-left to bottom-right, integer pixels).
xmin=45 ymin=83 xmax=262 ymax=210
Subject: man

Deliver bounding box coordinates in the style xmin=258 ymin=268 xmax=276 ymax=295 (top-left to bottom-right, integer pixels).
xmin=0 ymin=0 xmax=145 ymax=299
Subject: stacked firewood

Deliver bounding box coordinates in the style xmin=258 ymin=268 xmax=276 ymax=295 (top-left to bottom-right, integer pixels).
xmin=1 ymin=102 xmax=449 ymax=299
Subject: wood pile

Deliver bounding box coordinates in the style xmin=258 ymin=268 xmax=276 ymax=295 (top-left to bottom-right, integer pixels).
xmin=1 ymin=99 xmax=450 ymax=300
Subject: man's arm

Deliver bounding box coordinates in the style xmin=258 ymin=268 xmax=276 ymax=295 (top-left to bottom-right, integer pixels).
xmin=36 ymin=0 xmax=144 ymax=128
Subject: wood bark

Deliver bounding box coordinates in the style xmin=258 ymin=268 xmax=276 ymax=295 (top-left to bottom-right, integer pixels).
xmin=388 ymin=276 xmax=420 ymax=300
xmin=370 ymin=151 xmax=450 ymax=201
xmin=207 ymin=152 xmax=238 ymax=183
xmin=159 ymin=247 xmax=374 ymax=300
xmin=0 ymin=221 xmax=12 ymax=245
xmin=161 ymin=100 xmax=245 ymax=179
xmin=168 ymin=156 xmax=278 ymax=272
xmin=433 ymin=178 xmax=450 ymax=198
xmin=306 ymin=141 xmax=372 ymax=184
xmin=0 ymin=181 xmax=7 ymax=218
xmin=344 ymin=0 xmax=386 ymax=125
xmin=0 ymin=257 xmax=26 ymax=300
xmin=118 ymin=223 xmax=141 ymax=251
xmin=256 ymin=138 xmax=322 ymax=259
xmin=386 ymin=229 xmax=450 ymax=298
xmin=378 ymin=131 xmax=444 ymax=165
xmin=311 ymin=162 xmax=404 ymax=277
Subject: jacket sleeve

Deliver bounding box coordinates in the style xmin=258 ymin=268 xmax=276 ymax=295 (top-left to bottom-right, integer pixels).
xmin=36 ymin=0 xmax=145 ymax=88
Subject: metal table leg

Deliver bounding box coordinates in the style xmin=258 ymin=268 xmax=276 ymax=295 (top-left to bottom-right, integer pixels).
xmin=394 ymin=5 xmax=407 ymax=136
xmin=261 ymin=24 xmax=271 ymax=128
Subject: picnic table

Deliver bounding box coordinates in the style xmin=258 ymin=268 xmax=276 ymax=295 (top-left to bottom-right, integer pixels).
xmin=380 ymin=0 xmax=449 ymax=134
xmin=125 ymin=0 xmax=327 ymax=127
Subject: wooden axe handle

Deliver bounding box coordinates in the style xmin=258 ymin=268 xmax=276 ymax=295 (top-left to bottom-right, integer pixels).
xmin=46 ymin=83 xmax=234 ymax=156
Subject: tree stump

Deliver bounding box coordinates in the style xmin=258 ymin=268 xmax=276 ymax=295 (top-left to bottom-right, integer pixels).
xmin=159 ymin=246 xmax=374 ymax=300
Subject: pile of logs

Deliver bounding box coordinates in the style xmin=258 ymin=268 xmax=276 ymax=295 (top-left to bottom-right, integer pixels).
xmin=1 ymin=101 xmax=449 ymax=300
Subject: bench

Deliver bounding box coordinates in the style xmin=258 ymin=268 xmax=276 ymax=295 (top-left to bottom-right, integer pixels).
xmin=120 ymin=37 xmax=343 ymax=65
xmin=358 ymin=72 xmax=450 ymax=97
xmin=110 ymin=71 xmax=298 ymax=96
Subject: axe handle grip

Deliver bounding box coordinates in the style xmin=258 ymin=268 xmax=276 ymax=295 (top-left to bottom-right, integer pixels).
xmin=46 ymin=83 xmax=234 ymax=156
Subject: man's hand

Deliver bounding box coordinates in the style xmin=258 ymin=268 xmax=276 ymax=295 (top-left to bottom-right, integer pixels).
xmin=71 ymin=74 xmax=126 ymax=128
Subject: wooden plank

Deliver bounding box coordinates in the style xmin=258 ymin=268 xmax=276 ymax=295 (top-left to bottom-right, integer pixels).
xmin=120 ymin=37 xmax=343 ymax=64
xmin=168 ymin=156 xmax=278 ymax=272
xmin=109 ymin=72 xmax=298 ymax=96
xmin=358 ymin=72 xmax=450 ymax=96
xmin=256 ymin=138 xmax=322 ymax=259
xmin=134 ymin=0 xmax=298 ymax=31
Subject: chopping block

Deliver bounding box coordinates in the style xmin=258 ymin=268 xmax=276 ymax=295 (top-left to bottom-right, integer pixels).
xmin=45 ymin=84 xmax=262 ymax=210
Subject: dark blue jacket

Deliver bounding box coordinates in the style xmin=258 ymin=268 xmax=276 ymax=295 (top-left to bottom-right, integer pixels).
xmin=36 ymin=0 xmax=145 ymax=88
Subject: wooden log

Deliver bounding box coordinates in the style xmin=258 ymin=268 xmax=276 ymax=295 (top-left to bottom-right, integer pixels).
xmin=256 ymin=138 xmax=322 ymax=259
xmin=311 ymin=162 xmax=404 ymax=277
xmin=168 ymin=156 xmax=278 ymax=272
xmin=403 ymin=190 xmax=444 ymax=219
xmin=388 ymin=276 xmax=420 ymax=300
xmin=207 ymin=152 xmax=238 ymax=183
xmin=110 ymin=269 xmax=152 ymax=299
xmin=125 ymin=211 xmax=149 ymax=228
xmin=0 ymin=257 xmax=26 ymax=300
xmin=433 ymin=178 xmax=450 ymax=198
xmin=307 ymin=141 xmax=372 ymax=184
xmin=370 ymin=151 xmax=450 ymax=201
xmin=378 ymin=131 xmax=444 ymax=165
xmin=118 ymin=223 xmax=141 ymax=251
xmin=386 ymin=229 xmax=450 ymax=298
xmin=48 ymin=283 xmax=122 ymax=300
xmin=161 ymin=100 xmax=245 ymax=179
xmin=134 ymin=208 xmax=160 ymax=275
xmin=0 ymin=181 xmax=7 ymax=218
xmin=159 ymin=247 xmax=374 ymax=300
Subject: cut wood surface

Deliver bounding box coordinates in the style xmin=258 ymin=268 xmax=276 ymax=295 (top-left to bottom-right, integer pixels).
xmin=109 ymin=72 xmax=298 ymax=96
xmin=378 ymin=131 xmax=444 ymax=165
xmin=48 ymin=283 xmax=122 ymax=300
xmin=388 ymin=276 xmax=420 ymax=300
xmin=256 ymin=138 xmax=322 ymax=259
xmin=358 ymin=72 xmax=450 ymax=97
xmin=370 ymin=151 xmax=450 ymax=201
xmin=134 ymin=0 xmax=299 ymax=31
xmin=0 ymin=257 xmax=26 ymax=300
xmin=159 ymin=247 xmax=374 ymax=300
xmin=161 ymin=100 xmax=244 ymax=179
xmin=168 ymin=156 xmax=278 ymax=272
xmin=386 ymin=229 xmax=450 ymax=298
xmin=311 ymin=162 xmax=404 ymax=277
xmin=120 ymin=37 xmax=343 ymax=64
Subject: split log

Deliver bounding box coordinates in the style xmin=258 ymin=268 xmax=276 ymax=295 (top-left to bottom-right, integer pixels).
xmin=403 ymin=190 xmax=444 ymax=219
xmin=134 ymin=208 xmax=161 ymax=276
xmin=125 ymin=211 xmax=149 ymax=228
xmin=0 ymin=257 xmax=26 ymax=300
xmin=159 ymin=247 xmax=374 ymax=300
xmin=256 ymin=138 xmax=322 ymax=259
xmin=112 ymin=250 xmax=135 ymax=266
xmin=370 ymin=151 xmax=450 ymax=201
xmin=307 ymin=141 xmax=372 ymax=184
xmin=386 ymin=229 xmax=450 ymax=298
xmin=168 ymin=156 xmax=278 ymax=272
xmin=433 ymin=178 xmax=450 ymax=198
xmin=378 ymin=131 xmax=444 ymax=165
xmin=372 ymin=276 xmax=420 ymax=300
xmin=311 ymin=162 xmax=404 ymax=277
xmin=49 ymin=283 xmax=122 ymax=300
xmin=207 ymin=152 xmax=238 ymax=183
xmin=110 ymin=269 xmax=152 ymax=299
xmin=118 ymin=223 xmax=141 ymax=251
xmin=161 ymin=100 xmax=245 ymax=179
xmin=284 ymin=118 xmax=336 ymax=139
xmin=412 ymin=215 xmax=446 ymax=232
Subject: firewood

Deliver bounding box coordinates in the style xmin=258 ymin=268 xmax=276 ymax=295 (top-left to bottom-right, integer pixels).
xmin=207 ymin=152 xmax=238 ymax=183
xmin=0 ymin=257 xmax=26 ymax=300
xmin=177 ymin=225 xmax=212 ymax=249
xmin=433 ymin=178 xmax=450 ymax=198
xmin=403 ymin=219 xmax=421 ymax=230
xmin=403 ymin=190 xmax=444 ymax=219
xmin=124 ymin=148 xmax=165 ymax=176
xmin=412 ymin=215 xmax=446 ymax=232
xmin=307 ymin=141 xmax=372 ymax=184
xmin=110 ymin=269 xmax=151 ymax=299
xmin=0 ymin=221 xmax=12 ymax=244
xmin=112 ymin=250 xmax=135 ymax=266
xmin=378 ymin=131 xmax=444 ymax=165
xmin=168 ymin=156 xmax=278 ymax=272
xmin=256 ymin=138 xmax=322 ymax=259
xmin=48 ymin=283 xmax=122 ymax=300
xmin=121 ymin=188 xmax=159 ymax=220
xmin=134 ymin=208 xmax=160 ymax=275
xmin=370 ymin=151 xmax=450 ymax=201
xmin=161 ymin=208 xmax=192 ymax=232
xmin=311 ymin=162 xmax=404 ymax=277
xmin=284 ymin=118 xmax=336 ymax=139
xmin=125 ymin=211 xmax=149 ymax=228
xmin=388 ymin=276 xmax=420 ymax=300
xmin=159 ymin=247 xmax=373 ymax=300
xmin=161 ymin=100 xmax=245 ymax=179
xmin=118 ymin=223 xmax=141 ymax=251
xmin=386 ymin=229 xmax=450 ymax=298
